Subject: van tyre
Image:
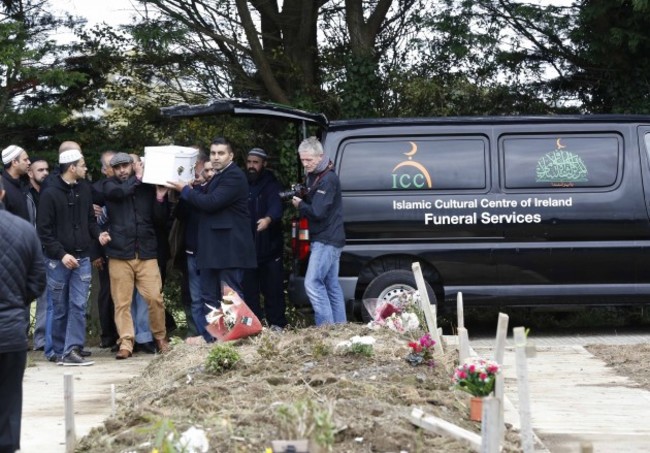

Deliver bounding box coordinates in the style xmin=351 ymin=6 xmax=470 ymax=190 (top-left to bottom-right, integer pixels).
xmin=361 ymin=270 xmax=437 ymax=323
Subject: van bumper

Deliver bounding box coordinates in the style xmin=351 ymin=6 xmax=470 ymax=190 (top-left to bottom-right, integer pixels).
xmin=288 ymin=275 xmax=358 ymax=309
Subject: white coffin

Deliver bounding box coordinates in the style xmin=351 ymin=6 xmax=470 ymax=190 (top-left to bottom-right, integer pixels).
xmin=142 ymin=145 xmax=198 ymax=186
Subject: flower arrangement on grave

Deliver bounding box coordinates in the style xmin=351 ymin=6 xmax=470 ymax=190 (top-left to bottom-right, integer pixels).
xmin=364 ymin=291 xmax=424 ymax=334
xmin=452 ymin=357 xmax=501 ymax=397
xmin=405 ymin=332 xmax=436 ymax=367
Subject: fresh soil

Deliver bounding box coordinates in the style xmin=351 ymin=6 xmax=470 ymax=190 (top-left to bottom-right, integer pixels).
xmin=78 ymin=323 xmax=523 ymax=452
xmin=584 ymin=343 xmax=650 ymax=391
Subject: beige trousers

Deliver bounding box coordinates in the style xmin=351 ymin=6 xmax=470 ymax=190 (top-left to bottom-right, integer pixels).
xmin=108 ymin=258 xmax=166 ymax=352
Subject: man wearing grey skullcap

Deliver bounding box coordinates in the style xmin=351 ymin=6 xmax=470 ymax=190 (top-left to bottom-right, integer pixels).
xmin=243 ymin=147 xmax=287 ymax=329
xmin=1 ymin=145 xmax=32 ymax=222
xmin=101 ymin=151 xmax=171 ymax=358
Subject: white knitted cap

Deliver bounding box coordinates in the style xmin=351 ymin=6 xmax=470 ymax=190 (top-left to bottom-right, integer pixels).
xmin=2 ymin=145 xmax=25 ymax=165
xmin=59 ymin=149 xmax=83 ymax=164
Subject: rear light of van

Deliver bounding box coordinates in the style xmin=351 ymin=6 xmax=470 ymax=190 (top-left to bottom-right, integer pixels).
xmin=291 ymin=217 xmax=310 ymax=261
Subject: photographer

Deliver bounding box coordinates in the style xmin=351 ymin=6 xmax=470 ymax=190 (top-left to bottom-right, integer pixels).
xmin=291 ymin=137 xmax=346 ymax=326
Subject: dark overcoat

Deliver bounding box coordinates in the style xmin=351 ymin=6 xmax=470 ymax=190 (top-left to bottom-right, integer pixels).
xmin=180 ymin=162 xmax=256 ymax=270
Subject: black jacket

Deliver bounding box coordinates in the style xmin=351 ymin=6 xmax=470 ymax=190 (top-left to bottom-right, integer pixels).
xmin=180 ymin=162 xmax=256 ymax=270
xmin=37 ymin=175 xmax=101 ymax=260
xmin=248 ymin=169 xmax=284 ymax=262
xmin=102 ymin=175 xmax=168 ymax=260
xmin=0 ymin=203 xmax=46 ymax=353
xmin=1 ymin=170 xmax=31 ymax=222
xmin=298 ymin=166 xmax=346 ymax=248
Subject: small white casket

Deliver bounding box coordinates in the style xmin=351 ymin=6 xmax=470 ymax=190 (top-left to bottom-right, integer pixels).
xmin=142 ymin=145 xmax=198 ymax=186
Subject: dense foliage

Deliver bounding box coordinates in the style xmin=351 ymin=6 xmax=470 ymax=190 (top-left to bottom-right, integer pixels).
xmin=3 ymin=0 xmax=650 ymax=178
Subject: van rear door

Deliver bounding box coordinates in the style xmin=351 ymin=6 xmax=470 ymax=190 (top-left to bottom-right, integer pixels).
xmin=161 ymin=98 xmax=328 ymax=129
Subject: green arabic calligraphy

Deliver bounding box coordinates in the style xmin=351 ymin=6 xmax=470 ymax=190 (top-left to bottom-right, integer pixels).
xmin=536 ymin=150 xmax=588 ymax=183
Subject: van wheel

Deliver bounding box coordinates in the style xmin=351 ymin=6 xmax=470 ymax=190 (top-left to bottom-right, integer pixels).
xmin=361 ymin=270 xmax=437 ymax=322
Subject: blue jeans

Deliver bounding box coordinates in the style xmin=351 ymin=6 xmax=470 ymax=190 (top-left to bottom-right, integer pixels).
xmin=32 ymin=288 xmax=48 ymax=350
xmin=46 ymin=257 xmax=92 ymax=357
xmin=44 ymin=290 xmax=54 ymax=359
xmin=304 ymin=242 xmax=346 ymax=326
xmin=199 ymin=267 xmax=244 ymax=342
xmin=131 ymin=290 xmax=153 ymax=344
xmin=187 ymin=254 xmax=210 ymax=341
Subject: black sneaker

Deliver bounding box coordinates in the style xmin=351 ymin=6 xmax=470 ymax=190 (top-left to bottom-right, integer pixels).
xmin=61 ymin=350 xmax=94 ymax=366
xmin=74 ymin=347 xmax=92 ymax=358
xmin=134 ymin=342 xmax=156 ymax=354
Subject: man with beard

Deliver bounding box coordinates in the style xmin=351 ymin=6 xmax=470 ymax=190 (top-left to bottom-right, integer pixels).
xmin=242 ymin=148 xmax=287 ymax=329
xmin=167 ymin=137 xmax=256 ymax=324
xmin=1 ymin=145 xmax=32 ymax=222
xmin=37 ymin=149 xmax=111 ymax=365
xmin=27 ymin=157 xmax=50 ymax=351
xmin=102 ymin=153 xmax=170 ymax=359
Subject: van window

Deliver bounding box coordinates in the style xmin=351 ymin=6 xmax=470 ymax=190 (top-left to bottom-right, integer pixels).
xmin=502 ymin=135 xmax=620 ymax=189
xmin=338 ymin=138 xmax=487 ymax=191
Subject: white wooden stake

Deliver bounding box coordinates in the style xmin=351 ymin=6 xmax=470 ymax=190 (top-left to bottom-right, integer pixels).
xmin=514 ymin=327 xmax=534 ymax=453
xmin=458 ymin=327 xmax=470 ymax=363
xmin=64 ymin=372 xmax=76 ymax=453
xmin=493 ymin=313 xmax=509 ymax=445
xmin=411 ymin=262 xmax=443 ymax=356
xmin=480 ymin=396 xmax=500 ymax=453
xmin=111 ymin=384 xmax=116 ymax=416
xmin=456 ymin=292 xmax=464 ymax=329
xmin=408 ymin=407 xmax=481 ymax=451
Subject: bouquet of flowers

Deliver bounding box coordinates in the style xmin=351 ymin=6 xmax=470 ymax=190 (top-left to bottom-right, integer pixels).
xmin=335 ymin=335 xmax=376 ymax=357
xmin=452 ymin=357 xmax=501 ymax=397
xmin=205 ymin=285 xmax=262 ymax=342
xmin=364 ymin=291 xmax=423 ymax=334
xmin=405 ymin=332 xmax=436 ymax=367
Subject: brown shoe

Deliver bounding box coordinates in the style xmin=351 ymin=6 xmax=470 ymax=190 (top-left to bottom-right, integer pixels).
xmin=115 ymin=349 xmax=132 ymax=360
xmin=155 ymin=338 xmax=171 ymax=354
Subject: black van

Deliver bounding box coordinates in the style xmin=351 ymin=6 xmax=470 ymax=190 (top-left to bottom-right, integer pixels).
xmin=163 ymin=100 xmax=650 ymax=318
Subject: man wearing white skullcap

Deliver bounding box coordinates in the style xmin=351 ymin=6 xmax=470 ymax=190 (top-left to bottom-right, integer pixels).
xmin=1 ymin=145 xmax=31 ymax=221
xmin=37 ymin=148 xmax=111 ymax=366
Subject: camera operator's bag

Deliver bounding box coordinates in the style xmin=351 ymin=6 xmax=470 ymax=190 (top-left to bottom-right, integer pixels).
xmin=205 ymin=285 xmax=263 ymax=342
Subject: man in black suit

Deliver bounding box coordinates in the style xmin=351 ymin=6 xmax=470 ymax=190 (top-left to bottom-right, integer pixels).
xmin=168 ymin=137 xmax=256 ymax=326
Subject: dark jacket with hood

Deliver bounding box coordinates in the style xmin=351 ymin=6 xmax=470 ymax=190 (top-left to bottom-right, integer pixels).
xmin=37 ymin=175 xmax=101 ymax=260
xmin=0 ymin=202 xmax=46 ymax=353
xmin=248 ymin=169 xmax=283 ymax=262
xmin=298 ymin=163 xmax=346 ymax=248
xmin=1 ymin=170 xmax=31 ymax=222
xmin=102 ymin=175 xmax=168 ymax=260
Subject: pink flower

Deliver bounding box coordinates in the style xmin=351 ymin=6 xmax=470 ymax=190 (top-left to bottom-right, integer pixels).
xmin=479 ymin=372 xmax=488 ymax=381
xmin=419 ymin=333 xmax=435 ymax=348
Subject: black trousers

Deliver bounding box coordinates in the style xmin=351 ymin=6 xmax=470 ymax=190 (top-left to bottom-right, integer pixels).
xmin=97 ymin=261 xmax=119 ymax=347
xmin=243 ymin=256 xmax=287 ymax=328
xmin=0 ymin=350 xmax=26 ymax=453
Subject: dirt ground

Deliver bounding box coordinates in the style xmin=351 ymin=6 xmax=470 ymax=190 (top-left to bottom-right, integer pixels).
xmin=78 ymin=323 xmax=523 ymax=453
xmin=584 ymin=343 xmax=650 ymax=391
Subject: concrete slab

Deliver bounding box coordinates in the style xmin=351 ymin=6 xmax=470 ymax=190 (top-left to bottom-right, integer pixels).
xmin=474 ymin=344 xmax=650 ymax=453
xmin=20 ymin=348 xmax=155 ymax=453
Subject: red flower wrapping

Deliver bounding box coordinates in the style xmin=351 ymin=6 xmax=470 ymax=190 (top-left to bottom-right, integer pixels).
xmin=205 ymin=286 xmax=262 ymax=342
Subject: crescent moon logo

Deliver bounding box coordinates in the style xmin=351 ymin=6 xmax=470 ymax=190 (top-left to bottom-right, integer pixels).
xmin=392 ymin=161 xmax=432 ymax=188
xmin=404 ymin=141 xmax=417 ymax=158
xmin=556 ymin=138 xmax=565 ymax=149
